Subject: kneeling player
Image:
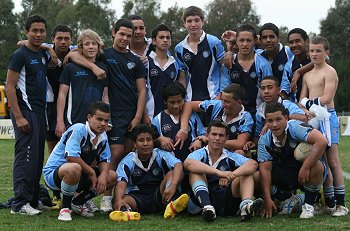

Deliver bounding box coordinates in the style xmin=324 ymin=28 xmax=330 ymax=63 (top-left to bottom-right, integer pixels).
xmin=258 ymin=102 xmax=327 ymax=219
xmin=112 ymin=124 xmax=188 ymax=221
xmin=184 ymin=121 xmax=263 ymax=222
xmin=43 ymin=101 xmax=117 ymax=221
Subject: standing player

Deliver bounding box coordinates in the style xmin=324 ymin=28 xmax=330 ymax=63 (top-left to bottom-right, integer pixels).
xmin=112 ymin=124 xmax=188 ymax=221
xmin=55 ymin=29 xmax=108 ymax=136
xmin=184 ymin=121 xmax=263 ymax=222
xmin=6 ymin=15 xmax=48 ymax=215
xmin=175 ymin=6 xmax=225 ymax=102
xmin=299 ymin=36 xmax=348 ymax=216
xmin=43 ymin=101 xmax=117 ymax=221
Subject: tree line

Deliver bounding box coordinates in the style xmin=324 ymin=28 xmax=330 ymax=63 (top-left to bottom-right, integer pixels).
xmin=1 ymin=0 xmax=349 ymax=111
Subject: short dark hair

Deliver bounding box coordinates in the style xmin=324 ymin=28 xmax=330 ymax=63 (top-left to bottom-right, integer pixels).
xmin=87 ymin=101 xmax=110 ymax=117
xmin=127 ymin=15 xmax=144 ymax=22
xmin=162 ymin=82 xmax=186 ymax=102
xmin=259 ymin=23 xmax=279 ymax=37
xmin=261 ymin=76 xmax=280 ymax=87
xmin=113 ymin=18 xmax=134 ymax=32
xmin=310 ymin=36 xmax=330 ymax=51
xmin=25 ymin=14 xmax=46 ymax=31
xmin=151 ymin=24 xmax=172 ymax=39
xmin=183 ymin=6 xmax=204 ymax=22
xmin=288 ymin=28 xmax=309 ymax=41
xmin=130 ymin=124 xmax=157 ymax=141
xmin=222 ymin=83 xmax=245 ymax=101
xmin=51 ymin=24 xmax=73 ymax=38
xmin=264 ymin=102 xmax=289 ymax=117
xmin=237 ymin=24 xmax=257 ymax=39
xmin=207 ymin=120 xmax=229 ymax=137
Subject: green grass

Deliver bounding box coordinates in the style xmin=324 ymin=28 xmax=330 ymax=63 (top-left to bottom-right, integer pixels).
xmin=1 ymin=138 xmax=350 ymax=231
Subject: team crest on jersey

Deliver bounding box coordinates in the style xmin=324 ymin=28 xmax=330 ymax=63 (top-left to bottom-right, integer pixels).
xmin=250 ymin=72 xmax=257 ymax=78
xmin=30 ymin=59 xmax=39 ymax=65
xmin=127 ymin=62 xmax=135 ymax=69
xmin=150 ymin=68 xmax=158 ymax=77
xmin=278 ymin=64 xmax=284 ymax=71
xmin=82 ymin=145 xmax=90 ymax=153
xmin=184 ymin=53 xmax=192 ymax=61
xmin=162 ymin=124 xmax=172 ymax=133
xmin=170 ymin=71 xmax=176 ymax=79
xmin=106 ymin=59 xmax=118 ymax=64
xmin=202 ymin=50 xmax=209 ymax=58
xmin=152 ymin=168 xmax=161 ymax=176
xmin=230 ymin=71 xmax=240 ymax=80
xmin=219 ymin=165 xmax=227 ymax=171
xmin=133 ymin=168 xmax=142 ymax=177
xmin=289 ymin=140 xmax=297 ymax=149
xmin=41 ymin=57 xmax=46 ymax=65
xmin=230 ymin=126 xmax=237 ymax=134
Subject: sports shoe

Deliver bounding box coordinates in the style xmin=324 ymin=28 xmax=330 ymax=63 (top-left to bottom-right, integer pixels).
xmin=202 ymin=205 xmax=216 ymax=222
xmin=300 ymin=203 xmax=314 ymax=219
xmin=332 ymin=205 xmax=349 ymax=217
xmin=164 ymin=194 xmax=189 ymax=219
xmin=241 ymin=198 xmax=264 ymax=222
xmin=313 ymin=203 xmax=336 ymax=215
xmin=36 ymin=201 xmax=51 ymax=212
xmin=278 ymin=195 xmax=302 ymax=215
xmin=100 ymin=197 xmax=113 ymax=212
xmin=109 ymin=211 xmax=141 ymax=222
xmin=85 ymin=199 xmax=99 ymax=213
xmin=58 ymin=208 xmax=72 ymax=221
xmin=51 ymin=196 xmax=62 ymax=210
xmin=71 ymin=203 xmax=94 ymax=217
xmin=11 ymin=203 xmax=41 ymax=215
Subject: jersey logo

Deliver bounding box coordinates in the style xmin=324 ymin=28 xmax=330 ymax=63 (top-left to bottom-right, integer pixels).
xmin=127 ymin=62 xmax=135 ymax=69
xmin=152 ymin=168 xmax=161 ymax=176
xmin=230 ymin=125 xmax=237 ymax=134
xmin=74 ymin=71 xmax=89 ymax=77
xmin=278 ymin=64 xmax=284 ymax=71
xmin=106 ymin=59 xmax=118 ymax=64
xmin=82 ymin=145 xmax=90 ymax=153
xmin=170 ymin=71 xmax=176 ymax=79
xmin=133 ymin=168 xmax=142 ymax=177
xmin=230 ymin=71 xmax=240 ymax=80
xmin=162 ymin=124 xmax=172 ymax=133
xmin=30 ymin=59 xmax=39 ymax=65
xmin=250 ymin=72 xmax=257 ymax=78
xmin=219 ymin=165 xmax=227 ymax=171
xmin=289 ymin=140 xmax=297 ymax=149
xmin=184 ymin=53 xmax=192 ymax=61
xmin=150 ymin=68 xmax=159 ymax=77
xmin=202 ymin=50 xmax=209 ymax=58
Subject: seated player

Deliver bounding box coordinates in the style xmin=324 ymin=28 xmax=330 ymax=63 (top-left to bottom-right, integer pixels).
xmin=152 ymin=82 xmax=205 ymax=162
xmin=184 ymin=121 xmax=263 ymax=222
xmin=179 ymin=83 xmax=254 ymax=152
xmin=43 ymin=101 xmax=117 ymax=221
xmin=112 ymin=124 xmax=188 ymax=221
xmin=258 ymin=102 xmax=328 ymax=219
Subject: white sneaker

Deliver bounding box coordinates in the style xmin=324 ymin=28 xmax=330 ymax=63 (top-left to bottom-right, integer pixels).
xmin=85 ymin=199 xmax=99 ymax=213
xmin=300 ymin=203 xmax=314 ymax=219
xmin=332 ymin=205 xmax=349 ymax=217
xmin=58 ymin=208 xmax=72 ymax=221
xmin=202 ymin=205 xmax=216 ymax=222
xmin=279 ymin=195 xmax=302 ymax=214
xmin=71 ymin=203 xmax=94 ymax=217
xmin=313 ymin=203 xmax=336 ymax=215
xmin=100 ymin=197 xmax=113 ymax=212
xmin=11 ymin=203 xmax=41 ymax=215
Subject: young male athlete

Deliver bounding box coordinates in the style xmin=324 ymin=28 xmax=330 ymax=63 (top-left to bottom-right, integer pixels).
xmin=55 ymin=29 xmax=108 ymax=136
xmin=299 ymin=36 xmax=348 ymax=216
xmin=7 ymin=15 xmax=48 ymax=215
xmin=258 ymin=102 xmax=327 ymax=219
xmin=43 ymin=101 xmax=117 ymax=221
xmin=184 ymin=121 xmax=263 ymax=222
xmin=175 ymin=6 xmax=225 ymax=102
xmin=112 ymin=124 xmax=188 ymax=221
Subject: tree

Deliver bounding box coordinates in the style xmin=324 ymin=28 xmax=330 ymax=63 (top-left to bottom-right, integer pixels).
xmin=320 ymin=0 xmax=350 ymax=111
xmin=0 ymin=0 xmax=20 ymax=83
xmin=278 ymin=26 xmax=289 ymax=45
xmin=205 ymin=0 xmax=260 ymax=38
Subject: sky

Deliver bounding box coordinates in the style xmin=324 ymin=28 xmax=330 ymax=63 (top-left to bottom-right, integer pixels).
xmin=13 ymin=0 xmax=336 ymax=34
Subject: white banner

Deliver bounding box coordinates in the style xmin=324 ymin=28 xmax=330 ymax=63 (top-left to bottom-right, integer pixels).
xmin=0 ymin=119 xmax=15 ymax=139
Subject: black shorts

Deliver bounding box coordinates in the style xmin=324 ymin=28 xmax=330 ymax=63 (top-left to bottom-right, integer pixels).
xmin=189 ymin=184 xmax=240 ymax=216
xmin=127 ymin=188 xmax=164 ymax=214
xmin=108 ymin=110 xmax=135 ymax=145
xmin=271 ymin=164 xmax=301 ymax=191
xmin=45 ymin=130 xmax=60 ymax=142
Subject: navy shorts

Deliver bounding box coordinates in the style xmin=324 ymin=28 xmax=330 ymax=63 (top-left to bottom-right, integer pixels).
xmin=108 ymin=110 xmax=136 ymax=145
xmin=127 ymin=188 xmax=164 ymax=214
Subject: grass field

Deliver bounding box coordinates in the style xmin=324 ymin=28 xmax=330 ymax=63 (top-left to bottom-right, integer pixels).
xmin=1 ymin=138 xmax=350 ymax=231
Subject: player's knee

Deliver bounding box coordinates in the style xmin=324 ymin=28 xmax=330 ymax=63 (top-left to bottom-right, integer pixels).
xmin=61 ymin=163 xmax=82 ymax=180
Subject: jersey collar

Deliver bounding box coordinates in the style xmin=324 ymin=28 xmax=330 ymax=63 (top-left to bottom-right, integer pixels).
xmin=148 ymin=51 xmax=176 ymax=71
xmin=257 ymin=97 xmax=283 ymax=119
xmin=133 ymin=149 xmax=157 ymax=172
xmin=85 ymin=122 xmax=105 ymax=150
xmin=182 ymin=31 xmax=206 ymax=54
xmin=222 ymin=105 xmax=245 ymax=124
xmin=128 ymin=37 xmax=152 ymax=57
xmin=205 ymin=146 xmax=229 ymax=168
xmin=271 ymin=123 xmax=289 ymax=147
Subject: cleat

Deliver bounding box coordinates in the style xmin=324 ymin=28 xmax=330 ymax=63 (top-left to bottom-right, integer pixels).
xmin=11 ymin=203 xmax=41 ymax=215
xmin=241 ymin=198 xmax=264 ymax=221
xmin=300 ymin=203 xmax=314 ymax=219
xmin=100 ymin=197 xmax=113 ymax=212
xmin=51 ymin=196 xmax=62 ymax=210
xmin=71 ymin=203 xmax=94 ymax=217
xmin=278 ymin=195 xmax=302 ymax=215
xmin=202 ymin=205 xmax=216 ymax=222
xmin=164 ymin=194 xmax=189 ymax=219
xmin=58 ymin=208 xmax=72 ymax=221
xmin=332 ymin=205 xmax=349 ymax=217
xmin=109 ymin=211 xmax=141 ymax=222
xmin=85 ymin=199 xmax=99 ymax=213
xmin=313 ymin=203 xmax=336 ymax=215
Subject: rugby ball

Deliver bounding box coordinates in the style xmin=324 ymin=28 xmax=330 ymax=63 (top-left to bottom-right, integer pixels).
xmin=294 ymin=142 xmax=312 ymax=161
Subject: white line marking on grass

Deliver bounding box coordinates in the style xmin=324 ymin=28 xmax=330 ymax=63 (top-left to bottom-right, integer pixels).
xmin=343 ymin=171 xmax=350 ymax=180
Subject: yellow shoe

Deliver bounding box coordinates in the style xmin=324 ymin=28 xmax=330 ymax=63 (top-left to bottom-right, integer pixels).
xmin=109 ymin=211 xmax=141 ymax=222
xmin=164 ymin=194 xmax=189 ymax=219
xmin=51 ymin=196 xmax=62 ymax=210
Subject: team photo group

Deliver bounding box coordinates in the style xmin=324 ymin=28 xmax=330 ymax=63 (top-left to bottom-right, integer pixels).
xmin=5 ymin=4 xmax=348 ymax=223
